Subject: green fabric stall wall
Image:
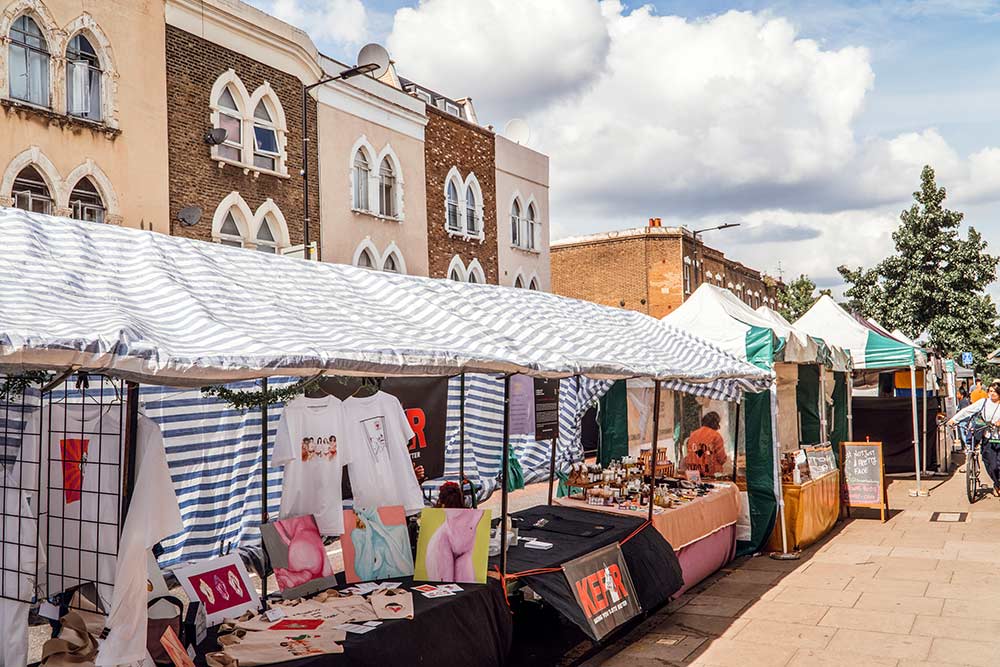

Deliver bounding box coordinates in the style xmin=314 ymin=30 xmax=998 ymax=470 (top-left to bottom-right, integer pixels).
xmin=737 ymin=389 xmax=778 ymax=556
xmin=831 ymin=372 xmax=849 ymax=461
xmin=598 ymin=380 xmax=629 ymax=466
xmin=797 ymin=365 xmax=822 ymax=445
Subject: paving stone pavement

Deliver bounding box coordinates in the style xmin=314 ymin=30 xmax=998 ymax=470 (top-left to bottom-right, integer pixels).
xmin=581 ymin=455 xmax=1000 ymax=666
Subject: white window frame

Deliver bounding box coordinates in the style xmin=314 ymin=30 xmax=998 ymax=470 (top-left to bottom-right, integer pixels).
xmin=8 ymin=13 xmax=51 ymax=108
xmin=353 ymin=148 xmax=372 ymax=212
xmin=65 ymin=33 xmax=101 ymax=121
xmin=209 ymin=71 xmax=288 ymax=176
xmin=445 ymin=170 xmax=463 ymax=234
xmin=510 ymin=197 xmax=522 ymax=248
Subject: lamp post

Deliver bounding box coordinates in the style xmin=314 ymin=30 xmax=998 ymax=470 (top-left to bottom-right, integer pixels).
xmin=691 ymin=222 xmax=741 ymax=288
xmin=301 ymin=45 xmax=389 ymax=260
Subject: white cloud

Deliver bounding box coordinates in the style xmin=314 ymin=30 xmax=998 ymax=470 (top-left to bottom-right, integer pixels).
xmin=387 ymin=0 xmax=609 ymax=118
xmin=262 ymin=0 xmax=368 ymax=47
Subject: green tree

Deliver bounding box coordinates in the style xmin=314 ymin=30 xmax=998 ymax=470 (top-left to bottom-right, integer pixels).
xmin=777 ymin=274 xmax=830 ymax=322
xmin=838 ymin=165 xmax=999 ymax=370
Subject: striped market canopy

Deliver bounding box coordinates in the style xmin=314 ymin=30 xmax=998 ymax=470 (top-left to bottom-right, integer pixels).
xmin=0 ymin=208 xmax=769 ymax=398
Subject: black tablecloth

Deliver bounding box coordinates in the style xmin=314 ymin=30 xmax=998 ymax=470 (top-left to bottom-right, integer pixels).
xmin=196 ymin=578 xmax=511 ymax=667
xmin=494 ymin=505 xmax=683 ymax=638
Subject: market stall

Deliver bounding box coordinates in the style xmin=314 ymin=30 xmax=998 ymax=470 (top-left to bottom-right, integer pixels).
xmin=0 ymin=208 xmax=772 ymax=663
xmin=795 ymin=296 xmax=930 ymax=494
xmin=663 ymin=285 xmax=846 ymax=557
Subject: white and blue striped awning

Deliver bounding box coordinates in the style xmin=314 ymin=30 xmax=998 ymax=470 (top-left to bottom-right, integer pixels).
xmin=0 ymin=208 xmax=770 ymax=398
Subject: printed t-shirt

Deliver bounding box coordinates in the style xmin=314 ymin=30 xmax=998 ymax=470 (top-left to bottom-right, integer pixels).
xmin=342 ymin=392 xmax=424 ymax=513
xmin=273 ymin=396 xmax=351 ymax=535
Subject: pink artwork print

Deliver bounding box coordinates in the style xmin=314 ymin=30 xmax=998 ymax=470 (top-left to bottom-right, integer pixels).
xmin=273 ymin=516 xmax=334 ymax=590
xmin=426 ymin=509 xmax=484 ymax=583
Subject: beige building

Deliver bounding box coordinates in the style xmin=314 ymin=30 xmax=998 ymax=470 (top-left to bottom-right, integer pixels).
xmin=0 ymin=0 xmax=169 ymax=230
xmin=316 ymin=57 xmax=429 ymax=275
xmin=495 ymin=134 xmax=549 ymax=290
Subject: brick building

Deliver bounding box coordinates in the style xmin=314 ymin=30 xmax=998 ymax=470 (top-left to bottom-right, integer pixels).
xmin=164 ymin=0 xmax=320 ymax=256
xmin=551 ymin=221 xmax=781 ymax=319
xmin=402 ymin=78 xmax=498 ymax=283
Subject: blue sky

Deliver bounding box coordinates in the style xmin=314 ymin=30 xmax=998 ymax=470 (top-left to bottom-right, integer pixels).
xmin=254 ymin=0 xmax=1000 ymax=295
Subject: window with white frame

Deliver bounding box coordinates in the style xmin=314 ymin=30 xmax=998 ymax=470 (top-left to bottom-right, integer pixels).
xmin=12 ymin=165 xmax=52 ymax=214
xmin=683 ymin=264 xmax=691 ymax=293
xmin=525 ymin=203 xmax=537 ymax=251
xmin=66 ymin=34 xmax=101 ymax=120
xmin=69 ymin=177 xmax=105 ymax=223
xmin=255 ymin=215 xmax=279 ymax=253
xmin=378 ymin=158 xmax=396 ymax=218
xmin=252 ymin=100 xmax=280 ymax=171
xmin=465 ymin=187 xmax=478 ymax=234
xmin=218 ymin=211 xmax=245 ymax=247
xmin=510 ymin=199 xmax=521 ymax=247
xmin=382 ymin=252 xmax=399 ymax=273
xmin=353 ymin=149 xmax=371 ymax=211
xmin=449 ymin=266 xmax=462 ymax=281
xmin=514 ymin=275 xmax=524 ymax=289
xmin=9 ymin=15 xmax=50 ymax=107
xmin=216 ymin=87 xmax=243 ymax=162
xmin=446 ymin=180 xmax=461 ymax=232
xmin=529 ymin=277 xmax=539 ymax=291
xmin=356 ymin=248 xmax=376 ymax=269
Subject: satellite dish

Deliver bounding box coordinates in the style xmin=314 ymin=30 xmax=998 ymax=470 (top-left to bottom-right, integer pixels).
xmin=504 ymin=119 xmax=530 ymax=145
xmin=177 ymin=206 xmax=203 ymax=227
xmin=357 ymin=43 xmax=390 ymax=79
xmin=204 ymin=127 xmax=228 ymax=146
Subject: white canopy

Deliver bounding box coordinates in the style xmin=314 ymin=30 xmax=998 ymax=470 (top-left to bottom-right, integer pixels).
xmin=756 ymin=305 xmax=852 ymax=372
xmin=0 ymin=208 xmax=770 ymax=398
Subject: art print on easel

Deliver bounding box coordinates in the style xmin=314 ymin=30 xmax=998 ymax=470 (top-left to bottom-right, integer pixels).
xmin=341 ymin=506 xmax=414 ymax=583
xmin=176 ymin=554 xmax=259 ymax=625
xmin=260 ymin=515 xmax=336 ymax=598
xmin=414 ymin=508 xmax=491 ymax=584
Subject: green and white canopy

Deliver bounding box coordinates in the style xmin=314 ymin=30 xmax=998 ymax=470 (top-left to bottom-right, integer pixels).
xmin=756 ymin=305 xmax=853 ymax=373
xmin=795 ymin=296 xmax=926 ymax=370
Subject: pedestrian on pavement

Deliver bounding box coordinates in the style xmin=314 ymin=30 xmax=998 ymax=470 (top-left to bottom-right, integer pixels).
xmin=971 ymin=379 xmax=988 ymax=403
xmin=957 ymin=388 xmax=971 ymax=410
xmin=950 ymin=380 xmax=1000 ymax=496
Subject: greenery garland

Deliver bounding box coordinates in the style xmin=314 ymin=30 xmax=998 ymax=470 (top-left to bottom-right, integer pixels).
xmin=200 ymin=376 xmax=326 ymax=410
xmin=0 ymin=371 xmax=52 ymax=401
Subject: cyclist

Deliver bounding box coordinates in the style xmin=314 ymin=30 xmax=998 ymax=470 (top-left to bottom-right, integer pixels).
xmin=949 ymin=380 xmax=1000 ymax=497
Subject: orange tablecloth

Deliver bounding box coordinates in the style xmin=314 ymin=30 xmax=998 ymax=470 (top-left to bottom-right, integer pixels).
xmin=767 ymin=469 xmax=840 ymax=552
xmin=554 ymin=482 xmax=741 ymax=550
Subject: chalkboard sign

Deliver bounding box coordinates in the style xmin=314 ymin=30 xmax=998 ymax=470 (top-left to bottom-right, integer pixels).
xmin=804 ymin=446 xmax=836 ymax=479
xmin=840 ymin=441 xmax=888 ymax=522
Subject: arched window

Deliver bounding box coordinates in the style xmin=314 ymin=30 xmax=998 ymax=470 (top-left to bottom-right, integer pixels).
xmin=449 ymin=267 xmax=462 ymax=281
xmin=526 ymin=203 xmax=537 ymax=250
xmin=467 ymin=260 xmax=485 ymax=284
xmin=465 ymin=187 xmax=478 ymax=234
xmin=514 ymin=275 xmax=524 ymax=289
xmin=9 ymin=15 xmax=50 ymax=107
xmin=252 ymin=100 xmax=279 ymax=171
xmin=353 ymin=150 xmax=370 ymax=211
xmin=378 ymin=158 xmax=395 ymax=218
xmin=357 ymin=248 xmax=375 ymax=269
xmin=446 ymin=180 xmax=460 ymax=232
xmin=69 ymin=177 xmax=105 ymax=223
xmin=217 ymin=87 xmax=243 ymax=162
xmin=66 ymin=34 xmax=101 ymax=120
xmin=218 ymin=211 xmax=245 ymax=247
xmin=510 ymin=200 xmax=521 ymax=247
xmin=12 ymin=166 xmax=52 ymax=214
xmin=468 ymin=271 xmax=479 ymax=284
xmin=529 ymin=278 xmax=539 ymax=291
xmin=255 ymin=216 xmax=279 ymax=253
xmin=383 ymin=253 xmax=399 ymax=273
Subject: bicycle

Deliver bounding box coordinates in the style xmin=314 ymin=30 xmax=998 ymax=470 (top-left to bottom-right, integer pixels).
xmin=953 ymin=417 xmax=993 ymax=503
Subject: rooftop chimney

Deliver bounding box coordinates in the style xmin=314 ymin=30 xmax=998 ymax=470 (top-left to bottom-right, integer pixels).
xmin=648 ymin=217 xmax=662 ymax=228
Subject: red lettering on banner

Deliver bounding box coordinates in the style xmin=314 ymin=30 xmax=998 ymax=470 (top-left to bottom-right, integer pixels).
xmin=588 ymin=573 xmax=607 ymax=611
xmin=574 ymin=578 xmax=599 ymax=616
xmin=608 ymin=564 xmax=628 ymax=599
xmin=406 ymin=409 xmax=427 ymax=450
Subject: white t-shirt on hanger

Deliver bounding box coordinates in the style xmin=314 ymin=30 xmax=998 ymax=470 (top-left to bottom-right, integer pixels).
xmin=342 ymin=392 xmax=425 ymax=514
xmin=273 ymin=395 xmax=352 ymax=535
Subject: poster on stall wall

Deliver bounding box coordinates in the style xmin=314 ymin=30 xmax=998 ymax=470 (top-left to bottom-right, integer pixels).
xmin=341 ymin=506 xmax=414 ymax=583
xmin=175 ymin=554 xmax=260 ymax=626
xmin=562 ymin=543 xmax=640 ymax=641
xmin=508 ymin=375 xmax=536 ymax=436
xmin=381 ymin=377 xmax=449 ymax=480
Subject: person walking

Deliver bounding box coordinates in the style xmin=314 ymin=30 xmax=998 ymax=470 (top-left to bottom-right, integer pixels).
xmin=971 ymin=379 xmax=988 ymax=403
xmin=949 ymin=380 xmax=1000 ymax=496
xmin=957 ymin=388 xmax=971 ymax=410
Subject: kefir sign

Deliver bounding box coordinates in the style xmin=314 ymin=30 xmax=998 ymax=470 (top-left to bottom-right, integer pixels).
xmin=840 ymin=441 xmax=888 ymax=522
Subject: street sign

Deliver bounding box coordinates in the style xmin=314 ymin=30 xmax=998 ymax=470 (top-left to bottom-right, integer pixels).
xmin=962 ymin=352 xmax=974 ymax=366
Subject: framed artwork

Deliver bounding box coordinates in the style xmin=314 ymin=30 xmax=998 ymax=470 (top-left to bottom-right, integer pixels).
xmin=175 ymin=554 xmax=259 ymax=626
xmin=261 ymin=515 xmax=336 ymax=598
xmin=414 ymin=508 xmax=491 ymax=584
xmin=341 ymin=506 xmax=414 ymax=583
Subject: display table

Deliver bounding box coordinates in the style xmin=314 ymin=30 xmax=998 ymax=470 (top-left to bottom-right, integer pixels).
xmin=195 ymin=578 xmax=511 ymax=667
xmin=495 ymin=505 xmax=683 ymax=639
xmin=555 ymin=483 xmax=740 ymax=594
xmin=767 ymin=469 xmax=840 ymax=552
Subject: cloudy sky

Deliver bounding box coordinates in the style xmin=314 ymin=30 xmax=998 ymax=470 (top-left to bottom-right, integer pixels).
xmin=251 ymin=0 xmax=1000 ymax=296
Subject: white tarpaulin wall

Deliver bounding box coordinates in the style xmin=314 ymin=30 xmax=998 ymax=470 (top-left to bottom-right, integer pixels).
xmin=0 ymin=208 xmax=770 ymax=398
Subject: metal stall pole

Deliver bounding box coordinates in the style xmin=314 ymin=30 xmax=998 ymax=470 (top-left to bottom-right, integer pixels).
xmin=922 ymin=374 xmax=929 ymax=475
xmin=908 ymin=365 xmax=926 ymax=497
xmin=260 ymin=377 xmax=270 ymax=608
xmin=547 ymin=436 xmax=558 ymax=507
xmin=648 ymin=381 xmax=662 ymax=523
xmin=122 ymin=381 xmax=141 ymax=523
xmin=499 ymin=375 xmax=512 ymax=578
xmin=459 ymin=374 xmax=467 ymax=504
xmin=847 ymin=375 xmax=854 ymax=441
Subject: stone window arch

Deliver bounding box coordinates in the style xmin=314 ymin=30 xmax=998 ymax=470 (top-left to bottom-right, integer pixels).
xmin=62 ymin=13 xmax=117 ymax=125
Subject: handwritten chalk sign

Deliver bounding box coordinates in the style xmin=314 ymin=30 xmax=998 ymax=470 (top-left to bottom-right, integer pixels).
xmin=840 ymin=441 xmax=888 ymax=522
xmin=804 ymin=446 xmax=836 ymax=479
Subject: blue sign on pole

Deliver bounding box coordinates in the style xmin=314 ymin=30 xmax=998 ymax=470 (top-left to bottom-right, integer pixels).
xmin=962 ymin=352 xmax=974 ymax=366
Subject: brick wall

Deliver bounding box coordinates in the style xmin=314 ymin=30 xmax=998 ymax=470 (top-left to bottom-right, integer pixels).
xmin=423 ymin=107 xmax=498 ymax=282
xmin=164 ymin=25 xmax=319 ymax=253
xmin=551 ymin=237 xmax=652 ymax=315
